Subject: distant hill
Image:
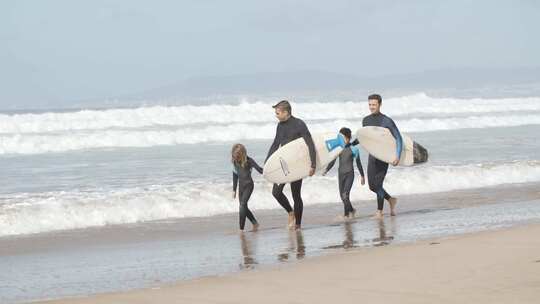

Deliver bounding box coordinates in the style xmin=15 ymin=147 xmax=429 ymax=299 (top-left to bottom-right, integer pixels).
xmin=15 ymin=67 xmax=540 ymax=111
xmin=128 ymin=67 xmax=540 ymax=100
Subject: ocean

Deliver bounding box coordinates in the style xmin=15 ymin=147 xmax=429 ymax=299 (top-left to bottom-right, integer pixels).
xmin=1 ymin=92 xmax=540 ymax=303
xmin=1 ymin=92 xmax=540 ymax=235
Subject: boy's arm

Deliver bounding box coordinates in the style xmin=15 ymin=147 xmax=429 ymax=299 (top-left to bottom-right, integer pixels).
xmin=353 ymin=146 xmax=365 ymax=177
xmin=324 ymin=159 xmax=336 ymax=174
xmin=355 ymin=155 xmax=365 ymax=177
xmin=384 ymin=117 xmax=403 ymax=160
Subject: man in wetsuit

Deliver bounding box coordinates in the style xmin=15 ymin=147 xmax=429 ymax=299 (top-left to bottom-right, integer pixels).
xmin=266 ymin=100 xmax=316 ymax=230
xmin=362 ymin=94 xmax=402 ymax=219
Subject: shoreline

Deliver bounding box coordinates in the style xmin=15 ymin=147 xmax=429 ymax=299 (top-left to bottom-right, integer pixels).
xmin=3 ymin=181 xmax=540 ymax=247
xmin=2 ymin=182 xmax=539 ymax=303
xmin=39 ymin=223 xmax=540 ymax=304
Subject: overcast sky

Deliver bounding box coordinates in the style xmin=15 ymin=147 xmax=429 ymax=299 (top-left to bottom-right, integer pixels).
xmin=1 ymin=0 xmax=539 ymax=109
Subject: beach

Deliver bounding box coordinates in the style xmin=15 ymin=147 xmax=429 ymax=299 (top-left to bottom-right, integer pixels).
xmin=39 ymin=222 xmax=540 ymax=304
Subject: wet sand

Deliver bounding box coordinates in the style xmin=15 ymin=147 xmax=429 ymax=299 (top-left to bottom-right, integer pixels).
xmin=41 ymin=223 xmax=540 ymax=304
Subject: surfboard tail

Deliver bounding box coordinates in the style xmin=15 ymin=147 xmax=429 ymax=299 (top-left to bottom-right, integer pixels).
xmin=413 ymin=142 xmax=428 ymax=164
xmin=325 ymin=134 xmax=346 ymax=152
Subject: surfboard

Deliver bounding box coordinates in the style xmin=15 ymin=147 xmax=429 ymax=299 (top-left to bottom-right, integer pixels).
xmin=356 ymin=126 xmax=428 ymax=166
xmin=263 ymin=132 xmax=345 ymax=184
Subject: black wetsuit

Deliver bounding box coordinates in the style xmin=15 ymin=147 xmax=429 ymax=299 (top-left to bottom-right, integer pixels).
xmin=265 ymin=116 xmax=316 ymax=226
xmin=325 ymin=143 xmax=365 ymax=216
xmin=362 ymin=113 xmax=403 ymax=211
xmin=233 ymin=157 xmax=263 ymax=230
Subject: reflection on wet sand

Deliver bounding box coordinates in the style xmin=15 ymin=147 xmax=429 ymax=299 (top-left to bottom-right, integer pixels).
xmin=277 ymin=230 xmax=305 ymax=262
xmin=323 ymin=218 xmax=396 ymax=250
xmin=239 ymin=233 xmax=257 ymax=269
xmin=371 ymin=219 xmax=394 ymax=247
xmin=323 ymin=221 xmax=356 ymax=250
xmin=239 ymin=217 xmax=398 ymax=269
xmin=342 ymin=221 xmax=355 ymax=248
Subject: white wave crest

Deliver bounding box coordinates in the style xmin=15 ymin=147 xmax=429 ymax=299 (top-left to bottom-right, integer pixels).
xmin=1 ymin=114 xmax=539 ymax=155
xmin=1 ymin=93 xmax=539 ymax=134
xmin=1 ymin=160 xmax=539 ymax=236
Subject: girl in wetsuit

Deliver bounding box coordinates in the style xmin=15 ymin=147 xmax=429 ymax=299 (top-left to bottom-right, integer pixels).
xmin=232 ymin=143 xmax=263 ymax=232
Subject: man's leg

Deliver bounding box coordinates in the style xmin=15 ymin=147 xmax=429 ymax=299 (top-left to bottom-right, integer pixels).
xmin=382 ymin=187 xmax=397 ymax=216
xmin=272 ymin=183 xmax=292 ymax=212
xmin=272 ymin=183 xmax=295 ymax=228
xmin=290 ymin=179 xmax=303 ymax=229
xmin=368 ymin=156 xmax=389 ymax=219
xmin=374 ymin=160 xmax=397 ymax=216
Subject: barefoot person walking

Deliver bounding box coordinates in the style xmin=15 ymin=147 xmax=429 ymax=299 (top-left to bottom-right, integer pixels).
xmin=231 ymin=144 xmax=263 ymax=232
xmin=362 ymin=94 xmax=402 ymax=219
xmin=323 ymin=127 xmax=365 ymax=219
xmin=265 ymin=100 xmax=316 ymax=230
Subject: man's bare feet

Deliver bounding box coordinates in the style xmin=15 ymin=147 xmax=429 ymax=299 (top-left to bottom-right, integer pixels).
xmin=349 ymin=209 xmax=357 ymax=219
xmin=388 ymin=197 xmax=397 ymax=216
xmin=288 ymin=212 xmax=295 ymax=229
xmin=372 ymin=210 xmax=383 ymax=220
xmin=295 ymin=224 xmax=301 ymax=231
xmin=251 ymin=223 xmax=259 ymax=232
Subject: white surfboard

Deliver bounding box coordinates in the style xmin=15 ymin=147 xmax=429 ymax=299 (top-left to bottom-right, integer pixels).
xmin=263 ymin=132 xmax=345 ymax=184
xmin=356 ymin=126 xmax=428 ymax=166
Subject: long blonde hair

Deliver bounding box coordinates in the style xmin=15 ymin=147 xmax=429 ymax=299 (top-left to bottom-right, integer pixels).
xmin=231 ymin=143 xmax=248 ymax=167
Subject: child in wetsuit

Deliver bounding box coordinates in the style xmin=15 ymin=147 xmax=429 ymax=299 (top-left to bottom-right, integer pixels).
xmin=323 ymin=127 xmax=365 ymax=218
xmin=231 ymin=143 xmax=263 ymax=231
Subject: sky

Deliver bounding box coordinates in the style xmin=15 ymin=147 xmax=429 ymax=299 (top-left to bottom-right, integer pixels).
xmin=1 ymin=0 xmax=539 ymax=109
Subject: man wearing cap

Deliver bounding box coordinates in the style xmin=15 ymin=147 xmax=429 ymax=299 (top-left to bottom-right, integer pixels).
xmin=265 ymin=100 xmax=316 ymax=230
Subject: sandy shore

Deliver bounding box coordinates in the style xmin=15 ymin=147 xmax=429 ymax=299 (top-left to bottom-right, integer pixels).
xmin=40 ymin=223 xmax=540 ymax=304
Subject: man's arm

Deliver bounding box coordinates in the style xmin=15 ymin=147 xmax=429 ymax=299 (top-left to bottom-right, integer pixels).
xmin=384 ymin=117 xmax=403 ymax=161
xmin=299 ymin=120 xmax=316 ymax=169
xmin=265 ymin=124 xmax=281 ymax=163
